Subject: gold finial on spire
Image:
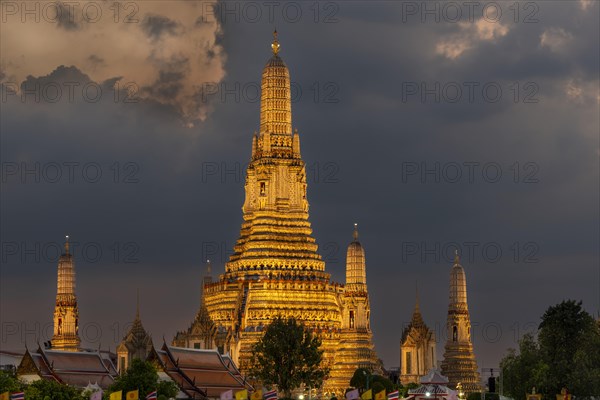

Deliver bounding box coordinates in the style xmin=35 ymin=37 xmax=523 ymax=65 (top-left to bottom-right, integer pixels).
xmin=271 ymin=29 xmax=280 ymax=55
xmin=206 ymin=259 xmax=212 ymax=276
xmin=64 ymin=235 xmax=70 ymax=255
xmin=454 ymin=249 xmax=460 ymax=264
xmin=353 ymin=223 xmax=359 ymax=241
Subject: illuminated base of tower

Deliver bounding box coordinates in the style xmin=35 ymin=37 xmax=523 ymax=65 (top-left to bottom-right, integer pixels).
xmin=51 ymin=335 xmax=80 ymax=352
xmin=200 ymin=278 xmax=377 ymax=395
xmin=325 ymin=329 xmax=381 ymax=395
xmin=441 ymin=343 xmax=481 ymax=393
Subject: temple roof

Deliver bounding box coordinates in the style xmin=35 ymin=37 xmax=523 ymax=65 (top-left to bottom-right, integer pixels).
xmin=401 ymin=293 xmax=433 ymax=343
xmin=407 ymin=370 xmax=453 ymax=397
xmin=420 ymin=369 xmax=449 ymax=384
xmin=17 ymin=347 xmax=116 ymax=389
xmin=118 ymin=295 xmax=153 ymax=353
xmin=152 ymin=343 xmax=252 ymax=399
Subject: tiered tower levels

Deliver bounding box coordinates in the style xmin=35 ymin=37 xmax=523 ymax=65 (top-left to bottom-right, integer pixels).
xmin=441 ymin=254 xmax=481 ymax=393
xmin=52 ymin=237 xmax=81 ymax=352
xmin=195 ymin=32 xmax=379 ymax=395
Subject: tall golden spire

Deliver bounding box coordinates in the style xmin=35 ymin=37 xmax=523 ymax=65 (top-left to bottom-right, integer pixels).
xmin=180 ymin=34 xmax=380 ymax=396
xmin=52 ymin=235 xmax=81 ymax=351
xmin=441 ymin=252 xmax=481 ymax=392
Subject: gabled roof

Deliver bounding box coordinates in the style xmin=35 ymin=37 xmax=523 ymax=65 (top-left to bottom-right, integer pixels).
xmin=420 ymin=369 xmax=449 ymax=384
xmin=408 ymin=370 xmax=453 ymax=396
xmin=154 ymin=342 xmax=252 ymax=399
xmin=17 ymin=346 xmax=116 ymax=389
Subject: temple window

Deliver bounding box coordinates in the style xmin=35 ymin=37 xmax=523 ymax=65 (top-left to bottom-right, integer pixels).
xmin=349 ymin=310 xmax=355 ymax=329
xmin=406 ymin=351 xmax=412 ymax=374
xmin=453 ymin=325 xmax=458 ymax=341
xmin=260 ymin=182 xmax=266 ymax=195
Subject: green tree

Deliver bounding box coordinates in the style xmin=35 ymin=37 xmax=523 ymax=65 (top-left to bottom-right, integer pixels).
xmin=24 ymin=379 xmax=84 ymax=400
xmin=0 ymin=370 xmax=24 ymax=393
xmin=105 ymin=358 xmax=178 ymax=399
xmin=249 ymin=317 xmax=328 ymax=398
xmin=349 ymin=369 xmax=393 ymax=394
xmin=398 ymin=382 xmax=418 ymax=398
xmin=500 ymin=333 xmax=547 ymax=398
xmin=538 ymin=300 xmax=600 ymax=395
xmin=371 ymin=375 xmax=393 ymax=393
xmin=350 ymin=368 xmax=371 ymax=391
xmin=500 ymin=300 xmax=600 ymax=398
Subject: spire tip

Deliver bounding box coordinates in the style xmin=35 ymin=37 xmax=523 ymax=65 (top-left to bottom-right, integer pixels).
xmin=271 ymin=29 xmax=280 ymax=55
xmin=136 ymin=288 xmax=140 ymax=319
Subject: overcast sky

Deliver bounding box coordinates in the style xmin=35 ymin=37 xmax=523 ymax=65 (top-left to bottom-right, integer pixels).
xmin=1 ymin=1 xmax=599 ymax=373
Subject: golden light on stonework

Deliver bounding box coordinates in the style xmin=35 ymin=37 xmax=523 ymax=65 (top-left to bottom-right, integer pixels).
xmin=173 ymin=33 xmax=380 ymax=396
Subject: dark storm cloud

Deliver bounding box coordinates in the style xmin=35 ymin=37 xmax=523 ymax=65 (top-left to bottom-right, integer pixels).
xmin=20 ymin=65 xmax=92 ymax=88
xmin=56 ymin=1 xmax=80 ymax=31
xmin=87 ymin=55 xmax=106 ymax=68
xmin=142 ymin=14 xmax=182 ymax=39
xmin=145 ymin=70 xmax=186 ymax=99
xmin=1 ymin=0 xmax=598 ymax=374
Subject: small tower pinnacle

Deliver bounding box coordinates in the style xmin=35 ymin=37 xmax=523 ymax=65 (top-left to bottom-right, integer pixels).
xmin=65 ymin=235 xmax=70 ymax=255
xmin=353 ymin=223 xmax=359 ymax=241
xmin=454 ymin=249 xmax=460 ymax=264
xmin=415 ymin=281 xmax=420 ymax=312
xmin=271 ymin=29 xmax=280 ymax=55
xmin=136 ymin=288 xmax=140 ymax=320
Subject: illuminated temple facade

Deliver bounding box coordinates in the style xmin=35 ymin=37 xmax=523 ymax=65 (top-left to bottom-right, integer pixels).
xmin=399 ymin=293 xmax=437 ymax=385
xmin=173 ymin=32 xmax=379 ymax=394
